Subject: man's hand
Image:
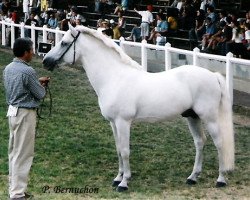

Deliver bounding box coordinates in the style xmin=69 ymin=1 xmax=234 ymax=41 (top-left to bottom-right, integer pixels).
xmin=39 ymin=76 xmax=50 ymax=87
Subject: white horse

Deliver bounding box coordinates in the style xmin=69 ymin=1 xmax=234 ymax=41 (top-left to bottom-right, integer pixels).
xmin=43 ymin=25 xmax=234 ymax=191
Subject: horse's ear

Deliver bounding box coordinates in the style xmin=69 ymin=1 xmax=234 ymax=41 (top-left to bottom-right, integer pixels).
xmin=68 ymin=22 xmax=78 ymax=37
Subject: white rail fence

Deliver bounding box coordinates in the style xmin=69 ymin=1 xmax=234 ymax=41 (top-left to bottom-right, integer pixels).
xmin=1 ymin=21 xmax=250 ymax=103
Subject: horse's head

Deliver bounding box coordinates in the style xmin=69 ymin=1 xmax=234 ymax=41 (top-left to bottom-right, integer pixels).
xmin=43 ymin=24 xmax=81 ymax=71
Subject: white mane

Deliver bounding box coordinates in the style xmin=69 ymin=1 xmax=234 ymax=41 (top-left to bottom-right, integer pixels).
xmin=75 ymin=26 xmax=143 ymax=70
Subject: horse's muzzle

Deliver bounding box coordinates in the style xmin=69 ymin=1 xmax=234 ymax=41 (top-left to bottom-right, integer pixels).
xmin=43 ymin=57 xmax=57 ymax=71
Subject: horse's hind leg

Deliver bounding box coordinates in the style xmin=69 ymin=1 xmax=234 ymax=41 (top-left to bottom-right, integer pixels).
xmin=186 ymin=117 xmax=206 ymax=185
xmin=205 ymin=120 xmax=228 ymax=186
xmin=110 ymin=122 xmax=124 ymax=187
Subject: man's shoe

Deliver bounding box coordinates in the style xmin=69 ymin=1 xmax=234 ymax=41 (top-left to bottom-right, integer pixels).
xmin=24 ymin=192 xmax=34 ymax=199
xmin=9 ymin=197 xmax=26 ymax=200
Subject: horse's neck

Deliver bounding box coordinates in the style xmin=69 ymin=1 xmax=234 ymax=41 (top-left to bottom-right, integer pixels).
xmin=80 ymin=38 xmax=130 ymax=94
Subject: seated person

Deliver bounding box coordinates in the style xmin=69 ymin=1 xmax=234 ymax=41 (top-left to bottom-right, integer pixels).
xmin=125 ymin=22 xmax=141 ymax=42
xmin=148 ymin=13 xmax=168 ymax=45
xmin=201 ymin=16 xmax=217 ymax=50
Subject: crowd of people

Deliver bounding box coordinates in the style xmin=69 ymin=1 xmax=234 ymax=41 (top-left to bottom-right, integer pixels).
xmin=0 ymin=0 xmax=250 ymax=58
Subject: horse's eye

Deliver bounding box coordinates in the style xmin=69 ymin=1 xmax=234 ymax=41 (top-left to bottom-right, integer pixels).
xmin=61 ymin=41 xmax=67 ymax=46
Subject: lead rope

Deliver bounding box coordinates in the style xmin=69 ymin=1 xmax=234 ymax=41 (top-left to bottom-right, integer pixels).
xmin=36 ymin=84 xmax=52 ymax=133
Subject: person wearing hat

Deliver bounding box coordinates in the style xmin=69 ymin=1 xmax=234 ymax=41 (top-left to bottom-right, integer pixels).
xmin=134 ymin=5 xmax=154 ymax=41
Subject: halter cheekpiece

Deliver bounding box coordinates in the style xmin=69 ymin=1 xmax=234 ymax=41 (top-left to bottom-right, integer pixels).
xmin=58 ymin=31 xmax=81 ymax=65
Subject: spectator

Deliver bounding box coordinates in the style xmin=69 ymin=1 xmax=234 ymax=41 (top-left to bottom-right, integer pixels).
xmin=4 ymin=11 xmax=13 ymax=46
xmin=134 ymin=5 xmax=154 ymax=41
xmin=179 ymin=0 xmax=196 ymax=30
xmin=23 ymin=0 xmax=30 ymax=22
xmin=171 ymin=0 xmax=184 ymax=11
xmin=200 ymin=0 xmax=215 ymax=12
xmin=226 ymin=20 xmax=246 ymax=58
xmin=201 ymin=16 xmax=217 ymax=50
xmin=40 ymin=8 xmax=49 ymax=25
xmin=47 ymin=13 xmax=58 ymax=29
xmin=117 ymin=10 xmax=126 ymax=36
xmin=166 ymin=7 xmax=179 ymax=35
xmin=99 ymin=0 xmax=108 ymax=18
xmin=216 ymin=19 xmax=233 ymax=55
xmin=189 ymin=9 xmax=206 ymax=41
xmin=25 ymin=13 xmax=40 ymax=48
xmin=97 ymin=19 xmax=106 ymax=33
xmin=125 ymin=22 xmax=141 ymax=42
xmin=60 ymin=13 xmax=70 ymax=31
xmin=68 ymin=9 xmax=85 ymax=27
xmin=244 ymin=23 xmax=250 ymax=52
xmin=148 ymin=12 xmax=168 ymax=45
xmin=102 ymin=20 xmax=114 ymax=38
xmin=110 ymin=19 xmax=121 ymax=39
xmin=193 ymin=0 xmax=201 ymax=11
xmin=11 ymin=8 xmax=21 ymax=40
xmin=245 ymin=10 xmax=250 ymax=24
xmin=206 ymin=5 xmax=217 ymax=24
xmin=114 ymin=1 xmax=128 ymax=14
xmin=218 ymin=9 xmax=227 ymax=23
xmin=1 ymin=0 xmax=11 ymax=15
xmin=47 ymin=13 xmax=58 ymax=43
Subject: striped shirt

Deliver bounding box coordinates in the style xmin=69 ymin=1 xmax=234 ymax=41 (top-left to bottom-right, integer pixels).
xmin=3 ymin=58 xmax=46 ymax=108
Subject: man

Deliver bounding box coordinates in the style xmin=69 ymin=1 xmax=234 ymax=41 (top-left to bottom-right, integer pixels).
xmin=23 ymin=0 xmax=30 ymax=22
xmin=3 ymin=38 xmax=49 ymax=200
xmin=25 ymin=13 xmax=40 ymax=48
xmin=134 ymin=5 xmax=154 ymax=41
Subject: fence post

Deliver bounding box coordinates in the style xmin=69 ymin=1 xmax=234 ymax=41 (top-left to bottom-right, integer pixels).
xmin=31 ymin=24 xmax=36 ymax=50
xmin=11 ymin=23 xmax=15 ymax=48
xmin=226 ymin=52 xmax=233 ymax=104
xmin=55 ymin=27 xmax=60 ymax=44
xmin=165 ymin=42 xmax=171 ymax=70
xmin=141 ymin=39 xmax=147 ymax=71
xmin=2 ymin=22 xmax=6 ymax=46
xmin=120 ymin=37 xmax=125 ymax=51
xmin=193 ymin=47 xmax=200 ymax=66
xmin=20 ymin=22 xmax=25 ymax=38
xmin=43 ymin=25 xmax=47 ymax=42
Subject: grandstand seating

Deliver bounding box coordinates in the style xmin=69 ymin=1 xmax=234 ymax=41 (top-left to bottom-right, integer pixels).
xmin=78 ymin=0 xmax=248 ymax=50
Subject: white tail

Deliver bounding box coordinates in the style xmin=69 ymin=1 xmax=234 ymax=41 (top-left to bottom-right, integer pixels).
xmin=215 ymin=73 xmax=235 ymax=172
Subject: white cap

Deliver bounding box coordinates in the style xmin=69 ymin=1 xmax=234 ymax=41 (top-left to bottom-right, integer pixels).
xmin=110 ymin=19 xmax=115 ymax=24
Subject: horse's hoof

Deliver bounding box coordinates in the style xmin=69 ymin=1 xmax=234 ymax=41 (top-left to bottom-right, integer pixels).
xmin=117 ymin=186 xmax=128 ymax=192
xmin=112 ymin=181 xmax=121 ymax=187
xmin=186 ymin=179 xmax=197 ymax=185
xmin=216 ymin=182 xmax=227 ymax=187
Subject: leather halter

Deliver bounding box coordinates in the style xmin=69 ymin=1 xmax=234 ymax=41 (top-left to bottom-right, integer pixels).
xmin=58 ymin=31 xmax=81 ymax=65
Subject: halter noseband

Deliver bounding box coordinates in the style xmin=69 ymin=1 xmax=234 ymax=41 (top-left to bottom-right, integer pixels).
xmin=58 ymin=31 xmax=81 ymax=65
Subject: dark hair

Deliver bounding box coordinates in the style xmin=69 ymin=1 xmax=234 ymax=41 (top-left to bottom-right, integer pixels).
xmin=157 ymin=12 xmax=165 ymax=20
xmin=219 ymin=20 xmax=226 ymax=27
xmin=13 ymin=38 xmax=33 ymax=57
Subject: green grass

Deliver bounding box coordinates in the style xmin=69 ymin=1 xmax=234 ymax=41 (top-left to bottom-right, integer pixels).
xmin=0 ymin=48 xmax=249 ymax=199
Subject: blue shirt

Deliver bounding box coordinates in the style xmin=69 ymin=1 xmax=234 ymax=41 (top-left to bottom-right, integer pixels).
xmin=157 ymin=20 xmax=168 ymax=32
xmin=206 ymin=22 xmax=217 ymax=35
xmin=3 ymin=58 xmax=46 ymax=108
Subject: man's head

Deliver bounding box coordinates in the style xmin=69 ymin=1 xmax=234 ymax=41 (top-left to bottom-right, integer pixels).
xmin=13 ymin=38 xmax=34 ymax=62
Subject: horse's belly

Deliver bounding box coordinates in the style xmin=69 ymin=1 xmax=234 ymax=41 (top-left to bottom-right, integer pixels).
xmin=134 ymin=99 xmax=191 ymax=122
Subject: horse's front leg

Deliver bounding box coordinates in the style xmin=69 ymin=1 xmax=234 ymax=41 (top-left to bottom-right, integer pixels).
xmin=114 ymin=119 xmax=131 ymax=192
xmin=110 ymin=122 xmax=124 ymax=187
